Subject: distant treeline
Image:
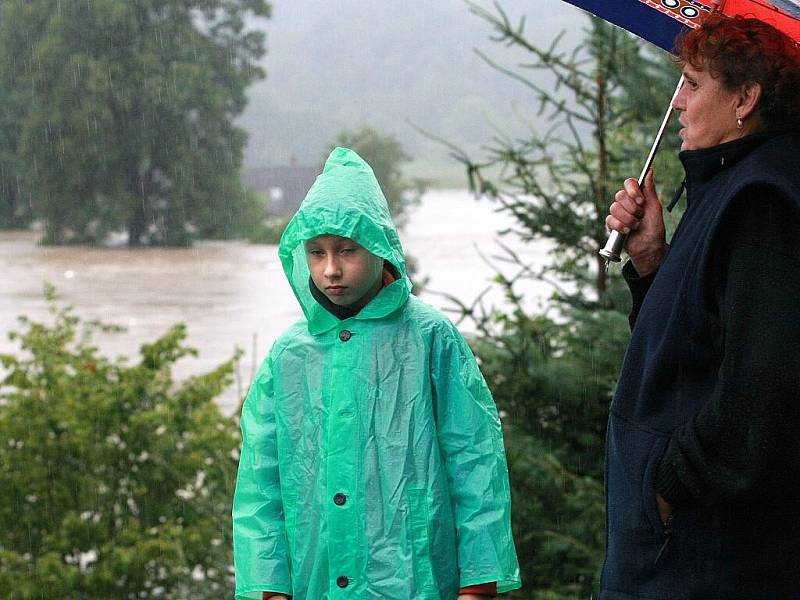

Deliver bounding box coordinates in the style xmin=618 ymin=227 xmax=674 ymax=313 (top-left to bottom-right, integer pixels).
xmin=0 ymin=0 xmax=270 ymax=246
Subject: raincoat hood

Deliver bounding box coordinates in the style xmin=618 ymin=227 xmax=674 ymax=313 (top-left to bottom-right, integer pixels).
xmin=278 ymin=147 xmax=412 ymax=335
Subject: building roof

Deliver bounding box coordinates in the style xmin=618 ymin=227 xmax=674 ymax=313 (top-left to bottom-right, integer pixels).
xmin=242 ymin=166 xmax=319 ymax=216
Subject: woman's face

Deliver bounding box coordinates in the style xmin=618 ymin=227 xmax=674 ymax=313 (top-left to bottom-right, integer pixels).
xmin=672 ymin=63 xmax=744 ymax=151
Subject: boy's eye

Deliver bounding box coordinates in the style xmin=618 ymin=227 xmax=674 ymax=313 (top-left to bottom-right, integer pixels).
xmin=307 ymin=248 xmax=324 ymax=256
xmin=340 ymin=247 xmax=357 ymax=254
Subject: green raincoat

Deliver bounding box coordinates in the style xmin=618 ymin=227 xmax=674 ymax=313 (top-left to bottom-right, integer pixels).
xmin=233 ymin=148 xmax=521 ymax=599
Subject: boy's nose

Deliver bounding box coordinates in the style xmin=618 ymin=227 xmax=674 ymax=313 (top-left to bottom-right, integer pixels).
xmin=324 ymin=257 xmax=342 ymax=278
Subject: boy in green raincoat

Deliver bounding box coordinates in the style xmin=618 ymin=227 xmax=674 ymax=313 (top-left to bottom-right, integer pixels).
xmin=233 ymin=148 xmax=521 ymax=599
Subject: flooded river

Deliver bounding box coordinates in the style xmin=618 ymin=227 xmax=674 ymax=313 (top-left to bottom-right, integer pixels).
xmin=0 ymin=190 xmax=552 ymax=414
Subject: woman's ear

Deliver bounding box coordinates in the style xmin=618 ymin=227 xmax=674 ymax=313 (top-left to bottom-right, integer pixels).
xmin=736 ymin=81 xmax=763 ymax=122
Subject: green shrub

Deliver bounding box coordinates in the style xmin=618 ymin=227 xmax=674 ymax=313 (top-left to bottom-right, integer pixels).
xmin=0 ymin=286 xmax=241 ymax=599
xmin=248 ymin=215 xmax=291 ymax=245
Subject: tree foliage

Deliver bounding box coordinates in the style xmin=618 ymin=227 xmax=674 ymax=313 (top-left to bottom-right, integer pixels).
xmin=0 ymin=1 xmax=49 ymax=230
xmin=0 ymin=286 xmax=240 ymax=598
xmin=0 ymin=0 xmax=269 ymax=245
xmin=329 ymin=126 xmax=426 ymax=228
xmin=461 ymin=1 xmax=683 ymax=307
xmin=251 ymin=126 xmax=426 ymax=246
xmin=447 ymin=3 xmax=686 ymax=598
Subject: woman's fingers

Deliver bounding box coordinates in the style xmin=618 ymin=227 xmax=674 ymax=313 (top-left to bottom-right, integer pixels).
xmin=606 ymin=211 xmax=637 ymax=235
xmin=614 ymin=188 xmax=644 ymax=216
xmin=607 ymin=172 xmax=665 ymax=239
xmin=605 ymin=172 xmax=667 ymax=275
xmin=623 ymin=177 xmax=645 ymax=206
xmin=606 ymin=214 xmax=628 ymax=234
xmin=608 ymin=190 xmax=644 ymax=233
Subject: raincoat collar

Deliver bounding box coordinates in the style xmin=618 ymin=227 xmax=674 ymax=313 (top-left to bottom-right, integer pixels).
xmin=308 ymin=277 xmax=361 ymax=320
xmin=278 ymin=147 xmax=412 ymax=336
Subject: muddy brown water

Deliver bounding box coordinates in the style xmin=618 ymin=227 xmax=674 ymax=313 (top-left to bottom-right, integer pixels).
xmin=0 ymin=190 xmax=552 ymax=414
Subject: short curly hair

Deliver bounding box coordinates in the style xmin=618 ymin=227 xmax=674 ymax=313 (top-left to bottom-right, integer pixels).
xmin=674 ymin=14 xmax=800 ymax=127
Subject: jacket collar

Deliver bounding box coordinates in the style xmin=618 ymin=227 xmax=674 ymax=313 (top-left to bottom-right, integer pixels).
xmin=680 ymin=125 xmax=800 ymax=189
xmin=309 ymin=278 xmax=361 ymax=320
xmin=306 ymin=279 xmax=409 ymax=335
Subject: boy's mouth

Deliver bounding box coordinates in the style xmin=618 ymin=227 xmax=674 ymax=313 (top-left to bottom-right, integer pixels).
xmin=326 ymin=285 xmax=347 ymax=296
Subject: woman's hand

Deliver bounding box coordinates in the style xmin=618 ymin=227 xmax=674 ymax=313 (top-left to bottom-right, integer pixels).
xmin=656 ymin=493 xmax=672 ymax=525
xmin=606 ymin=170 xmax=667 ymax=277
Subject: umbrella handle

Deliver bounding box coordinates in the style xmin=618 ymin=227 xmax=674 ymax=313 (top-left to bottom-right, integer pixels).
xmin=599 ymin=74 xmax=685 ymax=265
xmin=599 ymin=229 xmax=626 ymax=263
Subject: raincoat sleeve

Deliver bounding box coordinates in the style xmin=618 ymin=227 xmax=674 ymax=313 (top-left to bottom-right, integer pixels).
xmin=233 ymin=355 xmax=292 ymax=599
xmin=431 ymin=324 xmax=521 ymax=593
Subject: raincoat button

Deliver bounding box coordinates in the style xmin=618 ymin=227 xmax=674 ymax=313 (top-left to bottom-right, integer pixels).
xmin=333 ymin=493 xmax=347 ymax=506
xmin=339 ymin=330 xmax=352 ymax=342
xmin=336 ymin=575 xmax=349 ymax=588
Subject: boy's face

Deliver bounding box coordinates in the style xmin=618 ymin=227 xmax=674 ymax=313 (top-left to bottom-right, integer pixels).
xmin=305 ymin=235 xmax=384 ymax=309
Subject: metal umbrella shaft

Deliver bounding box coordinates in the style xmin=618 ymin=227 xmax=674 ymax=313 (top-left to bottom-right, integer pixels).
xmin=599 ymin=74 xmax=685 ymax=264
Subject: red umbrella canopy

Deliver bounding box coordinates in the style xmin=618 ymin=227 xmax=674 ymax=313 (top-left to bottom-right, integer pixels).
xmin=711 ymin=0 xmax=799 ymax=38
xmin=561 ymin=0 xmax=800 ymax=52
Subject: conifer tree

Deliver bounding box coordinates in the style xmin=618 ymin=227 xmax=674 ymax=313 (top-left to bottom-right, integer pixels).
xmin=450 ymin=4 xmax=685 ymax=597
xmin=461 ymin=1 xmax=683 ymax=308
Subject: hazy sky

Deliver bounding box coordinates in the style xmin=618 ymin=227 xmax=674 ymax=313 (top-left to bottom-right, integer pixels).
xmin=237 ymin=0 xmax=586 ymax=175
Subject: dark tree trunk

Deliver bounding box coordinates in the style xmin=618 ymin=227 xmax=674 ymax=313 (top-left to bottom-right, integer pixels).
xmin=127 ymin=166 xmax=150 ymax=247
xmin=0 ymin=177 xmax=21 ymax=229
xmin=128 ymin=198 xmax=146 ymax=247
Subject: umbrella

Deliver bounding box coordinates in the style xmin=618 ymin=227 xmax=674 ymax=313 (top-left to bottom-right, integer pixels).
xmin=561 ymin=0 xmax=800 ymax=53
xmin=556 ymin=0 xmax=800 ymax=263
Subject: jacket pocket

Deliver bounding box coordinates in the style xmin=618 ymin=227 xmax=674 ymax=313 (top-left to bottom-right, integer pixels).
xmin=407 ymin=486 xmax=442 ymax=600
xmin=642 ymin=435 xmax=669 ymax=535
xmin=603 ymin=412 xmax=675 ymax=598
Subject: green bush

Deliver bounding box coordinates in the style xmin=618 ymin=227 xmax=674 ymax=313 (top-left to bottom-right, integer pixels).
xmin=504 ymin=432 xmax=605 ymax=599
xmin=249 ymin=215 xmax=291 ymax=245
xmin=467 ymin=301 xmax=629 ymax=599
xmin=0 ymin=286 xmax=241 ymax=599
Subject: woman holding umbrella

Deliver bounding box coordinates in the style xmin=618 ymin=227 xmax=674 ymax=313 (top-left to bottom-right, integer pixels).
xmin=602 ymin=14 xmax=800 ymax=600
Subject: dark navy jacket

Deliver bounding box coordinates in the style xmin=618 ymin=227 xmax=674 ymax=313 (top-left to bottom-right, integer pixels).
xmin=600 ymin=129 xmax=800 ymax=600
